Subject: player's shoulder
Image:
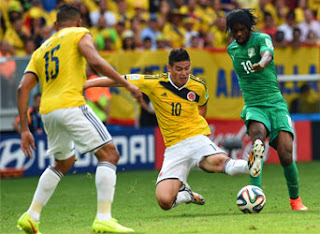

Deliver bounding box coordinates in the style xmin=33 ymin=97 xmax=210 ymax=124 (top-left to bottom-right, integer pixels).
xmin=158 ymin=73 xmax=169 ymax=81
xmin=254 ymin=32 xmax=271 ymax=40
xmin=61 ymin=27 xmax=90 ymax=35
xmin=189 ymin=74 xmax=207 ymax=88
xmin=227 ymin=40 xmax=238 ymax=52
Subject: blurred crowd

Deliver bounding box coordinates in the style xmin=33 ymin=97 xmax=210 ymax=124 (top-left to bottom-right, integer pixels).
xmin=1 ymin=0 xmax=320 ymax=56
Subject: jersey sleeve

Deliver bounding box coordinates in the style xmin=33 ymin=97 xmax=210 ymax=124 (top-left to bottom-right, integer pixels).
xmin=259 ymin=33 xmax=274 ymax=56
xmin=124 ymin=74 xmax=154 ymax=95
xmin=198 ymin=83 xmax=209 ymax=106
xmin=74 ymin=27 xmax=90 ymax=45
xmin=24 ymin=52 xmax=39 ymax=80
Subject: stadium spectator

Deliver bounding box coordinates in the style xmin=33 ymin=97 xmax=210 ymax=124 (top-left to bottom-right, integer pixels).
xmin=84 ymin=48 xmax=260 ymax=211
xmin=16 ymin=5 xmax=141 ymax=233
xmin=290 ymin=84 xmax=320 ymax=114
xmin=4 ymin=11 xmax=29 ymax=55
xmin=290 ymin=27 xmax=302 ymax=49
xmin=206 ymin=15 xmax=229 ymax=48
xmin=122 ymin=29 xmax=136 ymax=50
xmin=163 ymin=9 xmax=185 ymax=48
xmin=274 ymin=0 xmax=289 ymax=26
xmin=140 ymin=13 xmax=161 ymax=50
xmin=261 ymin=12 xmax=277 ymax=40
xmin=297 ymin=8 xmax=320 ymax=42
xmin=273 ymin=30 xmax=287 ymax=47
xmin=277 ymin=10 xmax=297 ymax=43
xmin=155 ymin=33 xmax=171 ymax=50
xmin=12 ymin=93 xmax=44 ymax=134
xmin=250 ymin=0 xmax=277 ymax=29
xmin=304 ymin=30 xmax=318 ymax=46
xmin=182 ymin=16 xmax=198 ymax=47
xmin=24 ymin=37 xmax=37 ymax=55
xmin=294 ymin=0 xmax=308 ymax=23
xmin=89 ymin=0 xmax=116 ymax=27
xmin=114 ymin=0 xmax=130 ymax=22
xmin=140 ymin=36 xmax=153 ymax=50
xmin=226 ymin=8 xmax=308 ymax=211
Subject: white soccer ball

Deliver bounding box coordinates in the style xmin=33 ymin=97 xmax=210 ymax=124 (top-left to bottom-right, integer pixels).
xmin=236 ymin=185 xmax=266 ymax=213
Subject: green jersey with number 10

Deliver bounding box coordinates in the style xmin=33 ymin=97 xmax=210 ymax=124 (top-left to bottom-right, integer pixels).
xmin=227 ymin=32 xmax=283 ymax=105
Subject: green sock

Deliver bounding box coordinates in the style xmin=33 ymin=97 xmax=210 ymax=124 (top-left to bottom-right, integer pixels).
xmin=250 ymin=160 xmax=263 ymax=188
xmin=283 ymin=161 xmax=299 ymax=199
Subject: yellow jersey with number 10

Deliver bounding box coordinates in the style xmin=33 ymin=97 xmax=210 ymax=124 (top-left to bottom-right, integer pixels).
xmin=25 ymin=27 xmax=89 ymax=114
xmin=125 ymin=73 xmax=211 ymax=147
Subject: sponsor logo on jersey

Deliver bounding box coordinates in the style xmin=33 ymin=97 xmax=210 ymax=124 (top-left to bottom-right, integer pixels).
xmin=161 ymin=92 xmax=167 ymax=97
xmin=248 ymin=47 xmax=256 ymax=58
xmin=187 ymin=91 xmax=196 ymax=101
xmin=128 ymin=74 xmax=141 ymax=80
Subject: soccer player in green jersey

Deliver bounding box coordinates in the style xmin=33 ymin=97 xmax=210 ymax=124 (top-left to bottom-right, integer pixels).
xmin=226 ymin=8 xmax=308 ymax=211
xmin=85 ymin=48 xmax=261 ymax=211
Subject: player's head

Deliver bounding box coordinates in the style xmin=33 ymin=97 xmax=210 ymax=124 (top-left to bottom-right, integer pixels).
xmin=227 ymin=8 xmax=257 ymax=45
xmin=167 ymin=48 xmax=191 ymax=87
xmin=55 ymin=4 xmax=81 ymax=29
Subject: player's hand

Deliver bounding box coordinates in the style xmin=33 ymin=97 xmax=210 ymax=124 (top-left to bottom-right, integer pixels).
xmin=20 ymin=130 xmax=36 ymax=158
xmin=252 ymin=63 xmax=265 ymax=71
xmin=126 ymin=83 xmax=143 ymax=102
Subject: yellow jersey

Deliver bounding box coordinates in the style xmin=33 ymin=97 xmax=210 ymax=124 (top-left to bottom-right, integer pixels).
xmin=25 ymin=27 xmax=89 ymax=114
xmin=125 ymin=73 xmax=211 ymax=147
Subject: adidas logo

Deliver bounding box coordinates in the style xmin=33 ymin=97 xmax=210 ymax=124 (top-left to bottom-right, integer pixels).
xmin=161 ymin=92 xmax=167 ymax=97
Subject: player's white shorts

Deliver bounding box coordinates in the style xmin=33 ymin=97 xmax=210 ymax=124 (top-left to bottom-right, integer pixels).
xmin=42 ymin=105 xmax=112 ymax=160
xmin=156 ymin=135 xmax=226 ymax=185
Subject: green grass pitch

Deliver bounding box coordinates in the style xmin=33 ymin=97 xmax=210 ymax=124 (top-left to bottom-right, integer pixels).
xmin=1 ymin=161 xmax=320 ymax=233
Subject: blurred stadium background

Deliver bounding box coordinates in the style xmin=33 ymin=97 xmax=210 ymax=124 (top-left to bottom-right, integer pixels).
xmin=0 ymin=0 xmax=319 ymax=177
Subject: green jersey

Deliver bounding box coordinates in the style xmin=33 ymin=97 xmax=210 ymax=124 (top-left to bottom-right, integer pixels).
xmin=227 ymin=32 xmax=283 ymax=104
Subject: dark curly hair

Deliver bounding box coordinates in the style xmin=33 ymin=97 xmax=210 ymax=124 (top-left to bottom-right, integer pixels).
xmin=226 ymin=9 xmax=257 ymax=32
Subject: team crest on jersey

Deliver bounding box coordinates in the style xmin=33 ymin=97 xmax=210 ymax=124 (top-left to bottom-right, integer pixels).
xmin=248 ymin=47 xmax=256 ymax=58
xmin=187 ymin=91 xmax=196 ymax=101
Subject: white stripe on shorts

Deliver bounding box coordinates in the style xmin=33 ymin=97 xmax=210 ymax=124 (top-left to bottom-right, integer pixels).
xmin=79 ymin=105 xmax=109 ymax=141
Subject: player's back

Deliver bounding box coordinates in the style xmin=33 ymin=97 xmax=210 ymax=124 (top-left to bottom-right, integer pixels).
xmin=26 ymin=27 xmax=89 ymax=114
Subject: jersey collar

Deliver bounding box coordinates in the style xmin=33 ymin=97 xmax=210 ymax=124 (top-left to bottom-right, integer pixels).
xmin=168 ymin=73 xmax=190 ymax=91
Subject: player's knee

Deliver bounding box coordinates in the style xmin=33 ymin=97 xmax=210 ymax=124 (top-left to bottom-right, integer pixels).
xmin=157 ymin=196 xmax=174 ymax=210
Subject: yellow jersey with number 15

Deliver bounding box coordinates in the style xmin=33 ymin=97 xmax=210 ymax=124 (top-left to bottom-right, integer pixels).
xmin=25 ymin=27 xmax=89 ymax=114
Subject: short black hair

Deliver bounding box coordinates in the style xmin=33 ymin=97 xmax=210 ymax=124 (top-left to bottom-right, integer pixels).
xmin=168 ymin=48 xmax=190 ymax=66
xmin=226 ymin=8 xmax=257 ymax=32
xmin=56 ymin=4 xmax=81 ymax=24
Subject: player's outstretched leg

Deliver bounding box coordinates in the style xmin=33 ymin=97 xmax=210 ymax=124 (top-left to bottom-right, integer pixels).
xmin=17 ymin=212 xmax=41 ymax=234
xmin=173 ymin=183 xmax=205 ymax=207
xmin=92 ymin=218 xmax=134 ymax=233
xmin=248 ymin=139 xmax=264 ymax=177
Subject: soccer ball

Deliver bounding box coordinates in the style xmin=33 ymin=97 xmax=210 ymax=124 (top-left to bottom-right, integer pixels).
xmin=236 ymin=185 xmax=266 ymax=213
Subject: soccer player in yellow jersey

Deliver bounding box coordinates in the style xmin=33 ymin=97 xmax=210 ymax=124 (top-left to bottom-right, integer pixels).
xmin=16 ymin=5 xmax=141 ymax=233
xmin=84 ymin=48 xmax=261 ymax=211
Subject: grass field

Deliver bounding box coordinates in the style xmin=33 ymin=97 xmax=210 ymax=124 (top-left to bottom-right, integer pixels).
xmin=1 ymin=161 xmax=320 ymax=233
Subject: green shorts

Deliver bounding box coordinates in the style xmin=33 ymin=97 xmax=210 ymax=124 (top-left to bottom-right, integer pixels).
xmin=240 ymin=98 xmax=294 ymax=147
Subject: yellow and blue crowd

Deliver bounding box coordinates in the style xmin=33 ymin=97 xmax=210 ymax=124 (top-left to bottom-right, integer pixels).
xmin=1 ymin=0 xmax=320 ymax=57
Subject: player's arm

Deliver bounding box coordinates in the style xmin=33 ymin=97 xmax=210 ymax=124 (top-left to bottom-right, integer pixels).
xmin=84 ymin=77 xmax=122 ymax=89
xmin=17 ymin=73 xmax=38 ymax=157
xmin=252 ymin=51 xmax=273 ymax=71
xmin=78 ymin=33 xmax=142 ymax=100
xmin=198 ymin=103 xmax=207 ymax=117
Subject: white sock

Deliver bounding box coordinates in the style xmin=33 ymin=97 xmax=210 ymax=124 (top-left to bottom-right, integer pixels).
xmin=223 ymin=158 xmax=249 ymax=176
xmin=27 ymin=166 xmax=62 ymax=221
xmin=173 ymin=190 xmax=192 ymax=208
xmin=95 ymin=162 xmax=117 ymax=221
